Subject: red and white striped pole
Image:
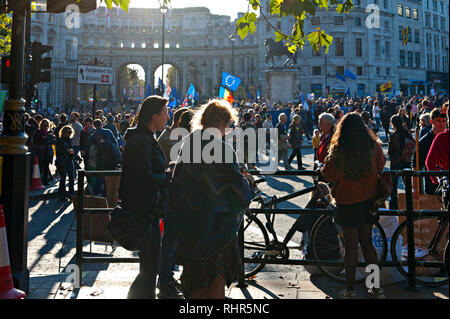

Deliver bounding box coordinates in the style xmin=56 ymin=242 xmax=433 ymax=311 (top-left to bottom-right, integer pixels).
xmin=0 ymin=205 xmax=26 ymax=299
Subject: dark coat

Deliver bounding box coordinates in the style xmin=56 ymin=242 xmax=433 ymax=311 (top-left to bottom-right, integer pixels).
xmin=169 ymin=130 xmax=252 ymax=260
xmin=289 ymin=123 xmax=303 ymax=149
xmin=87 ymin=127 xmax=121 ymax=170
xmin=119 ymin=126 xmax=169 ymax=218
xmin=411 ymin=130 xmax=438 ymax=195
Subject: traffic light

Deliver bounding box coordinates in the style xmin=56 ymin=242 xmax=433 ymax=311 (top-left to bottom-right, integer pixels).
xmin=47 ymin=0 xmax=97 ymax=13
xmin=31 ymin=42 xmax=52 ymax=84
xmin=1 ymin=55 xmax=11 ymax=84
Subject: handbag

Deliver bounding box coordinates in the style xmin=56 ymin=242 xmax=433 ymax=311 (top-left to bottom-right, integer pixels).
xmin=369 ymin=172 xmax=393 ymax=221
xmin=107 ymin=206 xmax=149 ymax=252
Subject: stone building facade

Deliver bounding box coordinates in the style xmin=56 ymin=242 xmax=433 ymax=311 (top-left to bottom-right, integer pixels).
xmin=29 ymin=2 xmax=448 ymax=108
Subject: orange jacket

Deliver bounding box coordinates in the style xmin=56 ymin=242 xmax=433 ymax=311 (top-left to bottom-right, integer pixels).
xmin=321 ymin=142 xmax=386 ymax=205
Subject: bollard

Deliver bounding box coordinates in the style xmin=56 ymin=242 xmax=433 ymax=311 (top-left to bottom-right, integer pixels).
xmin=404 ymin=169 xmax=417 ymax=289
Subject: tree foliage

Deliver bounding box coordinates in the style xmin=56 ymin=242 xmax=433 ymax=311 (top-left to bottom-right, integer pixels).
xmin=236 ymin=0 xmax=354 ymax=54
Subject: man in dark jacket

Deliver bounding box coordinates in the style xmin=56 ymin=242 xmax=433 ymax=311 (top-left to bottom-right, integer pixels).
xmin=411 ymin=108 xmax=447 ymax=195
xmin=87 ymin=119 xmax=121 ymax=196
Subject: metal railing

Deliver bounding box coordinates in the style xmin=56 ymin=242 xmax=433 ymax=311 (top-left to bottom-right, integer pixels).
xmin=75 ymin=168 xmax=449 ymax=288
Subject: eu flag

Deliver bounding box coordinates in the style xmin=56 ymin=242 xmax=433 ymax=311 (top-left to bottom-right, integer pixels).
xmin=221 ymin=72 xmax=241 ymax=92
xmin=336 ymin=72 xmax=347 ymax=82
xmin=344 ymin=69 xmax=357 ymax=80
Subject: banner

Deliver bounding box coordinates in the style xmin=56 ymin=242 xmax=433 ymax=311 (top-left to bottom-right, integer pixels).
xmin=269 ymin=109 xmax=290 ymax=128
xmin=380 ymin=81 xmax=392 ymax=92
xmin=336 ymin=71 xmax=347 ymax=82
xmin=219 ymin=86 xmax=234 ymax=104
xmin=344 ymin=69 xmax=357 ymax=80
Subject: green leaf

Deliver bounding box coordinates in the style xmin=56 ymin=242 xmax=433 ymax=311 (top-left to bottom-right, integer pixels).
xmin=113 ymin=0 xmax=121 ymax=6
xmin=120 ymin=0 xmax=130 ymax=12
xmin=275 ymin=31 xmax=284 ymax=42
xmin=336 ymin=4 xmax=344 ymax=13
xmin=105 ymin=0 xmax=113 ymax=9
xmin=249 ymin=22 xmax=257 ymax=34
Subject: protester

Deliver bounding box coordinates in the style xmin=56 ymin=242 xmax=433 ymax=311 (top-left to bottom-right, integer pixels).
xmin=312 ymin=129 xmax=320 ymax=162
xmin=119 ymin=96 xmax=170 ymax=299
xmin=288 ymin=114 xmax=305 ymax=170
xmin=372 ymin=101 xmax=381 ymax=132
xmin=418 ymin=112 xmax=432 ymax=139
xmin=276 ymin=113 xmax=292 ymax=170
xmin=317 ymin=112 xmax=335 ymax=164
xmin=170 ymin=99 xmax=252 ymax=299
xmin=388 ymin=115 xmax=415 ymax=210
xmin=426 ymin=106 xmax=450 ymax=184
xmin=55 ymin=125 xmax=80 ymax=201
xmin=158 ymin=107 xmax=189 ymax=164
xmin=33 ymin=119 xmax=56 ymax=186
xmin=240 ymin=112 xmax=257 ymax=170
xmin=104 ymin=115 xmax=120 ymax=140
xmin=321 ymin=112 xmax=386 ymax=299
xmin=87 ymin=119 xmax=122 ymax=196
xmin=412 ymin=108 xmax=447 ymax=194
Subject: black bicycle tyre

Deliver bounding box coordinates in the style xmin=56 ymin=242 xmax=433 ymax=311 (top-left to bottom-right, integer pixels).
xmin=390 ymin=216 xmax=449 ymax=287
xmin=242 ymin=214 xmax=270 ymax=278
xmin=310 ymin=214 xmax=388 ymax=283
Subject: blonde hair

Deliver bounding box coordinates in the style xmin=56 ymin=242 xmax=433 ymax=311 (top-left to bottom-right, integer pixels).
xmin=191 ymin=99 xmax=238 ymax=130
xmin=59 ymin=125 xmax=74 ymax=139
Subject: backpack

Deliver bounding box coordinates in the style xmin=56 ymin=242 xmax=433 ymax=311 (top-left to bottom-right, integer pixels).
xmin=401 ymin=136 xmax=415 ymax=163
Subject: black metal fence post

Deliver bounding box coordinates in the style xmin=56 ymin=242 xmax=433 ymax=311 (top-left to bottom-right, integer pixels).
xmin=404 ymin=169 xmax=417 ymax=289
xmin=76 ymin=170 xmax=85 ymax=286
xmin=237 ymin=217 xmax=247 ymax=288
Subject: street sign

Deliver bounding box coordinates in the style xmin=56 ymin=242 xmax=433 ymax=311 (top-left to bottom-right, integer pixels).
xmin=77 ymin=65 xmax=114 ymax=85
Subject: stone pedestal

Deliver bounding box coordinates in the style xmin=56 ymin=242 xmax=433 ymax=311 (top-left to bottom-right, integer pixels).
xmin=265 ymin=69 xmax=297 ymax=103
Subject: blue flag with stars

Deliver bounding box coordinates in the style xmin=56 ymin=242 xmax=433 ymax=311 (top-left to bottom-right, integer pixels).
xmin=221 ymin=72 xmax=241 ymax=92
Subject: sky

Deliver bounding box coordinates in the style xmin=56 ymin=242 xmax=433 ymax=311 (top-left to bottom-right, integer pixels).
xmin=128 ymin=0 xmax=251 ymax=21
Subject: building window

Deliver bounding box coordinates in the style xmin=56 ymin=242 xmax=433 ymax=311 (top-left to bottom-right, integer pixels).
xmin=356 ymin=66 xmax=363 ymax=76
xmin=442 ymin=36 xmax=446 ymax=51
xmin=425 ymin=14 xmax=430 ymax=27
xmin=336 ymin=66 xmax=345 ymax=75
xmin=434 ymin=35 xmax=439 ymax=50
xmin=311 ymin=17 xmax=320 ymax=25
xmin=432 ymin=0 xmax=437 ymax=11
xmin=435 ymin=55 xmax=439 ymax=70
xmin=384 ymin=21 xmax=389 ymax=29
xmin=176 ymin=43 xmax=180 ymax=48
xmin=386 ymin=67 xmax=390 ymax=76
xmin=356 ymin=38 xmax=362 ymax=56
xmin=399 ymin=26 xmax=403 ymax=40
xmin=397 ymin=4 xmax=403 ymax=16
xmin=415 ymin=52 xmax=421 ymax=68
xmin=131 ymin=42 xmax=135 ymax=48
xmin=441 ymin=18 xmax=446 ymax=31
xmin=426 ymin=33 xmax=431 ymax=48
xmin=354 ymin=17 xmax=361 ymax=26
xmin=335 ymin=37 xmax=344 ymax=56
xmin=414 ymin=29 xmax=420 ymax=43
xmin=440 ymin=1 xmax=444 ymax=13
xmin=165 ymin=43 xmax=170 ymax=49
xmin=141 ymin=43 xmax=146 ymax=48
xmin=408 ymin=51 xmax=413 ymax=67
xmin=384 ymin=41 xmax=390 ymax=57
xmin=376 ymin=67 xmax=380 ymax=75
xmin=334 ymin=16 xmax=343 ymax=25
xmin=400 ymin=50 xmax=405 ymax=66
xmin=154 ymin=42 xmax=159 ymax=48
xmin=405 ymin=6 xmax=410 ymax=18
xmin=383 ymin=0 xmax=388 ymax=10
xmin=120 ymin=42 xmax=124 ymax=48
xmin=413 ymin=8 xmax=418 ymax=20
xmin=375 ymin=39 xmax=381 ymax=57
xmin=312 ymin=66 xmax=321 ymax=75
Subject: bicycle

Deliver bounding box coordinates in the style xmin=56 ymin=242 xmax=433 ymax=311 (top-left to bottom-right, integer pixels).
xmin=390 ymin=175 xmax=449 ymax=287
xmin=242 ymin=165 xmax=388 ymax=283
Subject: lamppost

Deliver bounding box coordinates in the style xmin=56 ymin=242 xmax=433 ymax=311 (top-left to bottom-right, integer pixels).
xmin=229 ymin=33 xmax=236 ymax=74
xmin=160 ymin=2 xmax=168 ymax=97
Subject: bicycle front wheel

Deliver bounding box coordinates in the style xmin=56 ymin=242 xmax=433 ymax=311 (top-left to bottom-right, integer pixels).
xmin=242 ymin=214 xmax=270 ymax=278
xmin=310 ymin=214 xmax=388 ymax=283
xmin=390 ymin=216 xmax=449 ymax=287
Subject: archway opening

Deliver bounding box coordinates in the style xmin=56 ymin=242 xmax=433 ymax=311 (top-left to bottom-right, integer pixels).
xmin=154 ymin=64 xmax=180 ymax=100
xmin=118 ymin=64 xmax=146 ymax=104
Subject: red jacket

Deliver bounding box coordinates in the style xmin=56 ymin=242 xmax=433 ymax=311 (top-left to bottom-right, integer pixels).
xmin=425 ymin=129 xmax=449 ymax=183
xmin=317 ymin=132 xmax=332 ymax=164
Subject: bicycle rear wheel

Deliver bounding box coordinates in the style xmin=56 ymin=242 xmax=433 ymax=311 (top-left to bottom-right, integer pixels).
xmin=242 ymin=213 xmax=270 ymax=277
xmin=390 ymin=216 xmax=449 ymax=287
xmin=310 ymin=214 xmax=388 ymax=283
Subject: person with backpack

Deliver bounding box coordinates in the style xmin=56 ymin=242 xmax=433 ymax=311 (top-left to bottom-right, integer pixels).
xmin=321 ymin=112 xmax=386 ymax=299
xmin=388 ymin=115 xmax=415 ymax=210
xmin=87 ymin=119 xmax=122 ymax=196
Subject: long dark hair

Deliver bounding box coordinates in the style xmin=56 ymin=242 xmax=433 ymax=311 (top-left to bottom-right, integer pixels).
xmin=390 ymin=115 xmax=413 ymax=149
xmin=326 ymin=112 xmax=379 ymax=180
xmin=136 ymin=95 xmax=168 ymax=128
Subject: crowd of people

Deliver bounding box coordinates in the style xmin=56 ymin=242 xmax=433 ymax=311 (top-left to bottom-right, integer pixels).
xmin=7 ymin=91 xmax=448 ymax=299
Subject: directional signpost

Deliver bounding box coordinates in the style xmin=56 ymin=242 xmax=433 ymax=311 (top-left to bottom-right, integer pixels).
xmin=77 ymin=63 xmax=114 ymax=115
